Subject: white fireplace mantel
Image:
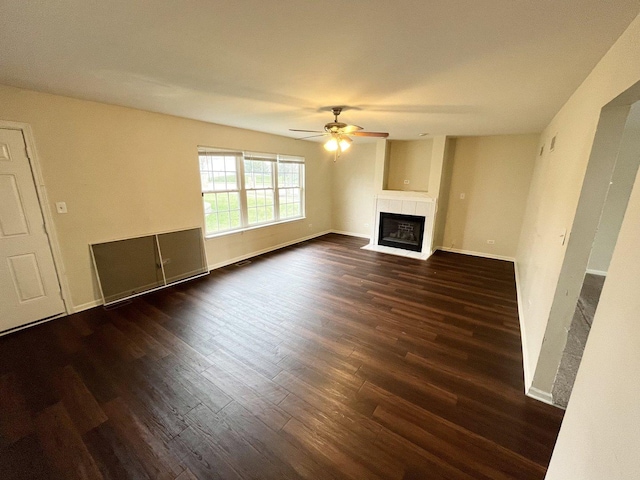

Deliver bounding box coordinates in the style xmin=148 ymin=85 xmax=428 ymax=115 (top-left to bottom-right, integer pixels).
xmin=362 ymin=191 xmax=436 ymax=260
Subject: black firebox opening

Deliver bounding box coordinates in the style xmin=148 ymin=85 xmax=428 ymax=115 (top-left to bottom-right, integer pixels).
xmin=378 ymin=212 xmax=425 ymax=252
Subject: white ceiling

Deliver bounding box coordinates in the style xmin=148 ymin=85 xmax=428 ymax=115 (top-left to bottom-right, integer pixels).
xmin=1 ymin=1 xmax=638 ymax=140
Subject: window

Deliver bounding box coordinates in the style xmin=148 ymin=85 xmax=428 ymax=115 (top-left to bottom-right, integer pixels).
xmin=278 ymin=156 xmax=304 ymax=220
xmin=199 ymin=148 xmax=304 ymax=236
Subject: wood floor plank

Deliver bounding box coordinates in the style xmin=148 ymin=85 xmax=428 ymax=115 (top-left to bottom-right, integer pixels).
xmin=217 ymin=401 xmax=342 ymax=480
xmin=185 ymin=403 xmax=299 ymax=480
xmin=0 ymin=434 xmax=55 ymax=480
xmin=52 ymin=365 xmax=108 ymax=435
xmin=0 ymin=373 xmax=33 ymax=446
xmin=281 ymin=417 xmax=384 ymax=480
xmin=0 ymin=233 xmax=564 ymax=479
xmin=201 ymin=360 xmax=291 ymax=432
xmin=159 ymin=354 xmax=233 ymax=414
xmin=102 ymin=397 xmax=184 ymax=480
xmin=34 ymin=402 xmax=103 ymax=480
xmin=83 ymin=422 xmax=152 ymax=480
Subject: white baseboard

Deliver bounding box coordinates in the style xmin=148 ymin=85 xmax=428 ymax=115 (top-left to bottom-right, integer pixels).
xmin=515 ymin=262 xmax=562 ymax=410
xmin=331 ymin=230 xmax=370 ymax=239
xmin=526 ymin=386 xmax=558 ymax=407
xmin=73 ymin=299 xmax=103 ymax=313
xmin=0 ymin=313 xmax=67 ymax=337
xmin=586 ymin=268 xmax=607 ymax=276
xmin=436 ymin=247 xmax=515 ymax=263
xmin=207 ymin=230 xmax=332 ymax=271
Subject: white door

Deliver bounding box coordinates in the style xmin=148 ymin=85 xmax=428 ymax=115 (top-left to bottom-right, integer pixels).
xmin=0 ymin=128 xmax=65 ymax=333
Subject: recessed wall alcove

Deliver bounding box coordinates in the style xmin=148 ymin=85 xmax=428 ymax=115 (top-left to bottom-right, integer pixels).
xmin=385 ymin=139 xmax=433 ymax=192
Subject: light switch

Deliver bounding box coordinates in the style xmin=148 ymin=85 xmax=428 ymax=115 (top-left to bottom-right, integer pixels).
xmin=56 ymin=202 xmax=67 ymax=214
xmin=460 ymin=193 xmax=466 ymax=200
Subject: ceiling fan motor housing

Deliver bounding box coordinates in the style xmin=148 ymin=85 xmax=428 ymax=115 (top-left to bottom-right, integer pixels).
xmin=325 ymin=122 xmax=348 ymax=133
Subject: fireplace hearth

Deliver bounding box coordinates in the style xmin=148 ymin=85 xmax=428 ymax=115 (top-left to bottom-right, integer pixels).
xmin=378 ymin=212 xmax=426 ymax=252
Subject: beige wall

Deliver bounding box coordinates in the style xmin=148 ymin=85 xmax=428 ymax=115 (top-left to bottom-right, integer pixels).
xmin=387 ymin=139 xmax=432 ymax=191
xmin=516 ymin=13 xmax=640 ymax=391
xmin=331 ymin=142 xmax=377 ymax=236
xmin=440 ymin=135 xmax=537 ymax=259
xmin=546 ymin=140 xmax=640 ymax=480
xmin=0 ymin=85 xmax=332 ymax=309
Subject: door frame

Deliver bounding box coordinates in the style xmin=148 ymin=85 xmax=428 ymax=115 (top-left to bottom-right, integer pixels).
xmin=0 ymin=120 xmax=73 ymax=325
xmin=530 ymin=80 xmax=640 ymax=398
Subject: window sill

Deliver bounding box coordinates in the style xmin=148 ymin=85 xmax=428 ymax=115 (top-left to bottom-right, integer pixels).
xmin=204 ymin=216 xmax=306 ymax=240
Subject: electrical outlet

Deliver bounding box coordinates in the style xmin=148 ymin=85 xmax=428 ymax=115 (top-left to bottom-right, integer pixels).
xmin=487 ymin=239 xmax=495 ymax=244
xmin=403 ymin=179 xmax=410 ymax=185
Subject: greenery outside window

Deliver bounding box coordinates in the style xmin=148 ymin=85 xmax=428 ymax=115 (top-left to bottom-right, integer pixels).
xmin=199 ymin=148 xmax=305 ymax=236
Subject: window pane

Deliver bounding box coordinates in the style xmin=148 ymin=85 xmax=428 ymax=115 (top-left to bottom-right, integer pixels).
xmin=226 ymin=156 xmax=237 ymax=171
xmin=265 ymin=189 xmax=274 ymax=206
xmin=247 ymin=188 xmax=275 ymax=225
xmin=279 ymin=186 xmax=303 ymax=220
xmin=246 ymin=190 xmax=257 ymax=208
xmin=203 ymin=193 xmax=217 ymax=211
xmin=205 ymin=213 xmax=218 ymax=232
xmin=230 ymin=210 xmax=241 ymax=228
xmin=202 ymin=178 xmax=241 ymax=235
xmin=229 ymin=192 xmax=240 ymax=210
xmin=213 ymin=172 xmax=227 ymax=191
xmin=217 ymin=210 xmax=231 ymax=231
xmin=245 ymin=160 xmax=273 ymax=190
xmin=201 ymin=173 xmax=212 ymax=191
xmin=212 ymin=156 xmax=225 ymax=171
xmin=263 ymin=172 xmax=272 ymax=188
xmin=245 ymin=162 xmax=254 ymax=188
xmin=199 ymin=154 xmax=239 ymax=193
xmin=248 ymin=208 xmax=257 ymax=224
xmin=226 ymin=173 xmax=237 ymax=190
xmin=216 ymin=192 xmax=229 ymax=210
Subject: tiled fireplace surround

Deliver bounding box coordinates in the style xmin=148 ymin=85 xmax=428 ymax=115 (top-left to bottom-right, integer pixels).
xmin=362 ymin=192 xmax=436 ymax=260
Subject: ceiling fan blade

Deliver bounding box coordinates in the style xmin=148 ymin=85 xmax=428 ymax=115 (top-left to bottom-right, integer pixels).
xmin=350 ymin=131 xmax=389 ymax=138
xmin=289 ymin=129 xmax=324 ymax=133
xmin=341 ymin=124 xmax=363 ymax=133
xmin=295 ymin=133 xmax=328 ymax=140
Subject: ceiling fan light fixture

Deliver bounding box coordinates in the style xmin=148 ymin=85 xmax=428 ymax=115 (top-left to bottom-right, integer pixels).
xmin=295 ymin=107 xmax=389 ymax=155
xmin=338 ymin=136 xmax=352 ymax=152
xmin=324 ymin=137 xmax=339 ymax=151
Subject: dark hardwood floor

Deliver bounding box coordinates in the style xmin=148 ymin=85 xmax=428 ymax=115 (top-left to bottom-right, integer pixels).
xmin=0 ymin=233 xmax=563 ymax=479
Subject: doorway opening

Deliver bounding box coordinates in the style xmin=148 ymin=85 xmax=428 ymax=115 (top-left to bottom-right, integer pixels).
xmin=531 ymin=95 xmax=640 ymax=407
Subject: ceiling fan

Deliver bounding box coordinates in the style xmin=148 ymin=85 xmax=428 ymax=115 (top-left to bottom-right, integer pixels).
xmin=290 ymin=107 xmax=389 ymax=157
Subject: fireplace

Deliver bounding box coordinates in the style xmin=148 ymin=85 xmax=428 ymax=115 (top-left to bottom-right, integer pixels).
xmin=378 ymin=212 xmax=426 ymax=252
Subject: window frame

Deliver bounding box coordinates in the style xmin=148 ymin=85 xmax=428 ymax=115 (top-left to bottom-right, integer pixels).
xmin=198 ymin=147 xmax=305 ymax=238
xmin=243 ymin=152 xmax=277 ymax=227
